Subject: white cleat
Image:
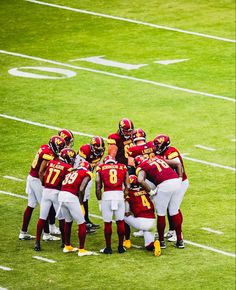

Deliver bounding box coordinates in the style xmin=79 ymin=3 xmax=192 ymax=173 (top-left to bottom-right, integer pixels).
xmin=19 ymin=231 xmax=35 ymax=240
xmin=63 ymin=245 xmax=78 ymax=253
xmin=133 ymin=230 xmax=144 ymax=237
xmin=42 ymin=233 xmax=61 ymax=241
xmin=78 ymin=249 xmax=99 ymax=256
xmin=165 ymin=230 xmax=175 ymax=239
xmin=167 ymin=231 xmax=177 ymax=242
xmin=49 ymin=224 xmax=61 ymax=235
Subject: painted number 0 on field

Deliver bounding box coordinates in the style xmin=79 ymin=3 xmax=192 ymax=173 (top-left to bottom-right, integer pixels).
xmin=8 ymin=66 xmax=76 ymax=79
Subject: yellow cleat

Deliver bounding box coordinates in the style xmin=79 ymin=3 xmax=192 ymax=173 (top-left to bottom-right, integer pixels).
xmin=154 ymin=240 xmax=161 ymax=257
xmin=63 ymin=245 xmax=78 ymax=253
xmin=78 ymin=248 xmax=98 ymax=256
xmin=123 ymin=239 xmax=132 ymax=249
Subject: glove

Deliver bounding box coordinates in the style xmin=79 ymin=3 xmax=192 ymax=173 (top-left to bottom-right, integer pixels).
xmin=149 ymin=190 xmax=156 ymax=196
xmin=98 ymin=200 xmax=102 ymax=212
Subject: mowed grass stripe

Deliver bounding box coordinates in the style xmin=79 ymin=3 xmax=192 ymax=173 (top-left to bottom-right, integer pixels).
xmin=0 ymin=113 xmax=235 ymax=172
xmin=0 ymin=190 xmax=235 ymax=258
xmin=0 ymin=50 xmax=235 ymax=103
xmin=25 ymin=0 xmax=236 ymax=43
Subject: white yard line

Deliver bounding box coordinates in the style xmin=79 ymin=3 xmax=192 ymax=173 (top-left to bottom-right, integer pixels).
xmin=24 ymin=0 xmax=236 ymax=43
xmin=231 ymin=139 xmax=236 ymax=142
xmin=1 ymin=114 xmax=235 ymax=172
xmin=195 ymin=145 xmax=216 ymax=151
xmin=0 ymin=190 xmax=27 ymax=199
xmin=183 ymin=156 xmax=235 ymax=172
xmin=0 ymin=287 xmax=8 ymax=290
xmin=32 ymin=256 xmax=56 ymax=263
xmin=184 ymin=240 xmax=235 ymax=258
xmin=201 ymin=227 xmax=223 ymax=235
xmin=0 ymin=50 xmax=235 ymax=103
xmin=0 ymin=266 xmax=12 ymax=271
xmin=1 ymin=190 xmax=235 ymax=258
xmin=3 ymin=176 xmax=24 ymax=182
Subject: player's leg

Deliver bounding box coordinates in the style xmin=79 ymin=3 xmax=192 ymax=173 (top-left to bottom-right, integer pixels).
xmin=100 ymin=200 xmax=113 ymax=254
xmin=19 ymin=176 xmax=40 ymax=240
xmin=114 ymin=200 xmax=126 ymax=253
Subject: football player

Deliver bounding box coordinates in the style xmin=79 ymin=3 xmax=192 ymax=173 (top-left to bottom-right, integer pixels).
xmin=124 ymin=175 xmax=161 ymax=256
xmin=153 ymin=134 xmax=189 ymax=242
xmin=19 ymin=136 xmax=66 ymax=241
xmin=128 ymin=128 xmax=155 ymax=159
xmin=96 ymin=155 xmax=130 ymax=254
xmin=47 ymin=129 xmax=75 ymax=235
xmin=127 ymin=128 xmax=156 ymax=238
xmin=58 ymin=161 xmax=97 ymax=256
xmin=34 ymin=148 xmax=76 ymax=251
xmin=135 ymin=155 xmax=184 ymax=249
xmin=107 ymin=118 xmax=134 ymax=174
xmin=74 ymin=136 xmax=105 ymax=232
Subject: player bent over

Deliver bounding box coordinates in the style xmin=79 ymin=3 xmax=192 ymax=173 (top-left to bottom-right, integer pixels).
xmin=58 ymin=161 xmax=97 ymax=256
xmin=124 ymin=175 xmax=161 ymax=256
xmin=96 ymin=155 xmax=130 ymax=254
xmin=135 ymin=155 xmax=184 ymax=249
xmin=34 ymin=148 xmax=76 ymax=251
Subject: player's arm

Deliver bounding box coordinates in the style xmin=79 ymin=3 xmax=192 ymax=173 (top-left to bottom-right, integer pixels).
xmin=165 ymin=158 xmax=183 ymax=179
xmin=78 ymin=175 xmax=91 ymax=204
xmin=123 ymin=171 xmax=130 ymax=198
xmin=39 ymin=160 xmax=49 ymax=184
xmin=95 ymin=172 xmax=103 ymax=200
xmin=108 ymin=144 xmax=118 ymax=158
xmin=137 ymin=170 xmax=156 ymax=196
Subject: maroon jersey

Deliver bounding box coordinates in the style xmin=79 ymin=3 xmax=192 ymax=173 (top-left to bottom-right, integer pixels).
xmin=78 ymin=144 xmax=104 ymax=167
xmin=96 ymin=163 xmax=127 ymax=191
xmin=29 ymin=144 xmax=55 ymax=178
xmin=160 ymin=146 xmax=187 ymax=181
xmin=126 ymin=188 xmax=155 ymax=219
xmin=61 ymin=168 xmax=92 ymax=196
xmin=107 ymin=132 xmax=133 ymax=165
xmin=136 ymin=156 xmax=178 ymax=186
xmin=128 ymin=141 xmax=155 ymax=159
xmin=43 ymin=160 xmax=73 ymax=190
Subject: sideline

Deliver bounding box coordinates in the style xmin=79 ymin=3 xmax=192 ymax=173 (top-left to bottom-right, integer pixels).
xmin=0 ymin=190 xmax=235 ymax=258
xmin=25 ymin=0 xmax=236 ymax=43
xmin=0 ymin=50 xmax=235 ymax=103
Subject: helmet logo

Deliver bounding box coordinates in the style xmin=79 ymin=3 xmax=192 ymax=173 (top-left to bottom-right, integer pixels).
xmin=60 ymin=132 xmax=67 ymax=139
xmin=157 ymin=137 xmax=165 ymax=144
xmin=55 ymin=137 xmax=63 ymax=145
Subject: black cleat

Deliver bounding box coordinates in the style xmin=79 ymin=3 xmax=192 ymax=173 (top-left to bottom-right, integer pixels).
xmin=174 ymin=240 xmax=185 ymax=249
xmin=86 ymin=224 xmax=96 ymax=234
xmin=118 ymin=246 xmax=126 ymax=254
xmin=86 ymin=221 xmax=100 ymax=229
xmin=34 ymin=241 xmax=41 ymax=251
xmin=160 ymin=241 xmax=166 ymax=249
xmin=100 ymin=247 xmax=112 ymax=254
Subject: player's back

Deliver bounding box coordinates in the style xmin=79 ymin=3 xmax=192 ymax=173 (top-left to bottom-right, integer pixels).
xmin=137 ymin=156 xmax=178 ymax=185
xmin=127 ymin=189 xmax=155 ymax=218
xmin=29 ymin=144 xmax=55 ymax=178
xmin=128 ymin=141 xmax=155 ymax=159
xmin=61 ymin=168 xmax=92 ymax=196
xmin=43 ymin=159 xmax=72 ymax=190
xmin=97 ymin=163 xmax=127 ymax=191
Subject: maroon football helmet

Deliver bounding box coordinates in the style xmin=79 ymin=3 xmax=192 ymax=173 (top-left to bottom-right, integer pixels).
xmin=129 ymin=175 xmax=139 ymax=189
xmin=58 ymin=129 xmax=74 ymax=147
xmin=153 ymin=134 xmax=170 ymax=154
xmin=134 ymin=155 xmax=148 ymax=167
xmin=118 ymin=118 xmax=134 ymax=139
xmin=103 ymin=155 xmax=117 ymax=164
xmin=49 ymin=136 xmax=66 ymax=156
xmin=132 ymin=128 xmax=146 ymax=144
xmin=59 ymin=148 xmax=76 ymax=165
xmin=90 ymin=136 xmax=105 ymax=157
xmin=78 ymin=160 xmax=91 ymax=171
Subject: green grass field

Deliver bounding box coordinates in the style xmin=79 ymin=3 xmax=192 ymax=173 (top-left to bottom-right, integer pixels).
xmin=0 ymin=0 xmax=235 ymax=289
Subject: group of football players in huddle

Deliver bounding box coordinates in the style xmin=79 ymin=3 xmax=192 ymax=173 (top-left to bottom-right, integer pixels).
xmin=19 ymin=118 xmax=188 ymax=257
